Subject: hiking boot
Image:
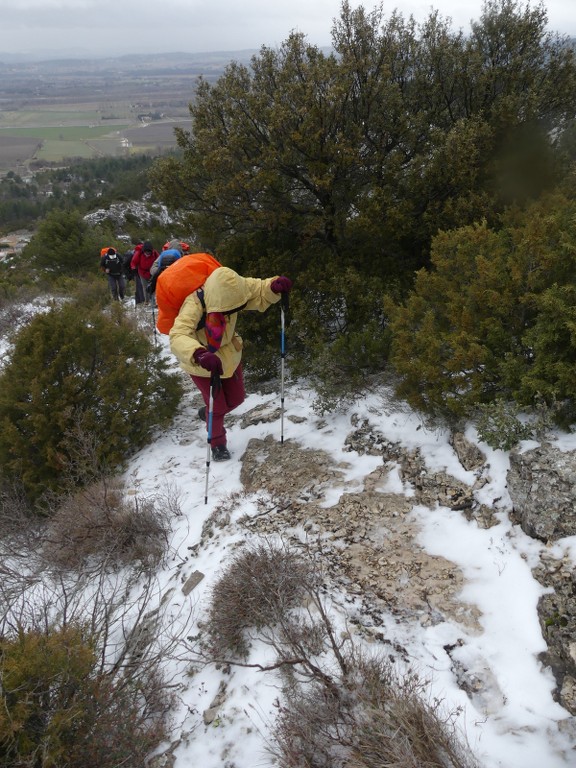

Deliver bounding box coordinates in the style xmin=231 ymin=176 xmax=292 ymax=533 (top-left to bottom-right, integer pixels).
xmin=198 ymin=406 xmax=206 ymax=421
xmin=211 ymin=445 xmax=231 ymax=462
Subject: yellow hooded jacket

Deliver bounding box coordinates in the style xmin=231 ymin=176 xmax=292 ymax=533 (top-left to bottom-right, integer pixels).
xmin=169 ymin=267 xmax=280 ymax=378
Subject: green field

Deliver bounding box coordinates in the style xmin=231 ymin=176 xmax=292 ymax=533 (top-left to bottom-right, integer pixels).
xmin=0 ymin=109 xmax=108 ymax=126
xmin=34 ymin=140 xmax=109 ymax=160
xmin=0 ymin=51 xmax=234 ymax=174
xmin=0 ymin=124 xmax=130 ymax=140
xmin=0 ymin=113 xmax=184 ymax=171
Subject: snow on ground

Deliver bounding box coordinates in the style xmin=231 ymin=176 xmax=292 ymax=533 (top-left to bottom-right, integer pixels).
xmin=120 ymin=332 xmax=576 ymax=768
xmin=1 ymin=302 xmax=574 ymax=767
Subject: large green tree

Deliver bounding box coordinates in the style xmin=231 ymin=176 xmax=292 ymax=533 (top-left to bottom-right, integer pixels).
xmin=149 ymin=0 xmax=576 ymax=401
xmin=150 ymin=0 xmax=576 ymax=275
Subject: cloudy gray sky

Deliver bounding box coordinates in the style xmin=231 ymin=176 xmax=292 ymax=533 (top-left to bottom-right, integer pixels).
xmin=0 ymin=0 xmax=574 ymax=57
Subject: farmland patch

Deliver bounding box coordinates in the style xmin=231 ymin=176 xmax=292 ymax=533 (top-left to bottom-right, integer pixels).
xmin=34 ymin=140 xmax=101 ymax=161
xmin=0 ymin=51 xmax=233 ymax=174
xmin=0 ymin=109 xmax=104 ymax=127
xmin=0 ymin=125 xmax=130 ymax=141
xmin=0 ymin=135 xmax=41 ymax=165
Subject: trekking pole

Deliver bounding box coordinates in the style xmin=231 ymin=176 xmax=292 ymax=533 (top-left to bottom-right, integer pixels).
xmin=151 ymin=304 xmax=158 ymax=347
xmin=204 ymin=374 xmax=216 ymax=504
xmin=280 ymin=292 xmax=289 ymax=444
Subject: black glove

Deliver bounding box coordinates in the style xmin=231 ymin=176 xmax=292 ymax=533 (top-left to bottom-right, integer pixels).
xmin=193 ymin=348 xmax=223 ymax=376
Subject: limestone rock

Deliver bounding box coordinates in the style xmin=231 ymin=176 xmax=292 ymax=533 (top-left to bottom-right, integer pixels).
xmin=451 ymin=432 xmax=486 ymax=471
xmin=508 ymin=442 xmax=576 ymax=541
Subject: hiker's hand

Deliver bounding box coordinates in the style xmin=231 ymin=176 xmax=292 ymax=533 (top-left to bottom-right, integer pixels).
xmin=193 ymin=349 xmax=223 ymax=375
xmin=271 ymin=276 xmax=292 ymax=294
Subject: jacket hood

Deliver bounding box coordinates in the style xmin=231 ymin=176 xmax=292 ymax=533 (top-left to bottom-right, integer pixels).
xmin=203 ymin=267 xmax=251 ymax=313
xmin=167 ymin=239 xmax=183 ymax=253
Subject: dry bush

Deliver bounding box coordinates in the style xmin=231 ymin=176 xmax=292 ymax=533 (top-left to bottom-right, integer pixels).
xmin=200 ymin=537 xmax=477 ymax=768
xmin=0 ymin=463 xmax=187 ymax=765
xmin=0 ymin=476 xmax=46 ymax=616
xmin=273 ymin=653 xmax=479 ymax=768
xmin=204 ymin=540 xmax=316 ymax=658
xmin=43 ymin=478 xmax=178 ymax=571
xmin=273 ymin=681 xmax=348 ymax=768
xmin=0 ymin=474 xmax=38 ymax=538
xmin=349 ymin=656 xmax=478 ymax=768
xmin=0 ymin=537 xmax=194 ymax=768
xmin=61 ymin=668 xmax=173 ymax=768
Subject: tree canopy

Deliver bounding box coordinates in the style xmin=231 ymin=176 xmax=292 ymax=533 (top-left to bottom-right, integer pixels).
xmin=150 ymin=0 xmax=576 ymax=279
xmin=388 ymin=192 xmax=576 ymax=424
xmin=147 ymin=1 xmax=576 ymax=405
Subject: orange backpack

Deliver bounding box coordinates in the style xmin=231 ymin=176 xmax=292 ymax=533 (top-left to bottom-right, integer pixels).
xmin=155 ymin=252 xmax=222 ymax=335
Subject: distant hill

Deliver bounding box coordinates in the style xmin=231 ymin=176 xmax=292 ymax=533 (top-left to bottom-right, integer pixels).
xmin=0 ymin=49 xmax=260 ymax=68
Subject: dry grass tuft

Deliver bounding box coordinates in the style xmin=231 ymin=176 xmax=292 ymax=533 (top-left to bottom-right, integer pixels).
xmin=204 ymin=539 xmax=315 ymax=658
xmin=44 ymin=478 xmax=176 ymax=570
xmin=274 ymin=652 xmax=479 ymax=768
xmin=202 ymin=536 xmax=478 ymax=768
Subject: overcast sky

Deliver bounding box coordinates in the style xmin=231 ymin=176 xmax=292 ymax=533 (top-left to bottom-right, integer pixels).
xmin=0 ymin=0 xmax=574 ymax=57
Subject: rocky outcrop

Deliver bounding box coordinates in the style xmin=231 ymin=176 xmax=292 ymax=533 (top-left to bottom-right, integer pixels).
xmin=190 ymin=410 xmax=576 ymax=721
xmin=83 ymin=199 xmax=177 ymax=230
xmin=504 ymin=441 xmax=576 ymax=713
xmin=237 ymin=419 xmax=576 ymax=717
xmin=239 ymin=435 xmax=482 ymax=635
xmin=507 ymin=442 xmax=576 ymax=541
xmin=450 ymin=432 xmax=486 ymax=472
xmin=533 ymin=550 xmax=576 ymax=714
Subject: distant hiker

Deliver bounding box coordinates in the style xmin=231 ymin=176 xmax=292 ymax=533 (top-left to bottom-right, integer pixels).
xmin=169 ymin=266 xmax=292 ymax=461
xmin=162 ymin=238 xmax=190 ymax=253
xmin=130 ymin=240 xmax=158 ymax=307
xmin=122 ymin=241 xmax=146 ymax=305
xmin=100 ymin=246 xmax=126 ymax=301
xmin=148 ymin=239 xmax=184 ymax=298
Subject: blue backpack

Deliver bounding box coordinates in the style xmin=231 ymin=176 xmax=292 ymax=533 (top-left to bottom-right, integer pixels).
xmin=147 ymin=248 xmax=183 ymax=294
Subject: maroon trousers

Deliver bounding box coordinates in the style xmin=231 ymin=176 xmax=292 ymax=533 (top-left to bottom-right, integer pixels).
xmin=191 ymin=364 xmax=245 ymax=447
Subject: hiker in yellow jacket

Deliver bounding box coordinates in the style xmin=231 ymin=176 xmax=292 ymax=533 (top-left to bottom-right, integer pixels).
xmin=169 ymin=267 xmax=292 ymax=461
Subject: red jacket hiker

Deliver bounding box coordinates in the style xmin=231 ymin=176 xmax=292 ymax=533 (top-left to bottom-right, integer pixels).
xmin=130 ymin=240 xmax=158 ymax=280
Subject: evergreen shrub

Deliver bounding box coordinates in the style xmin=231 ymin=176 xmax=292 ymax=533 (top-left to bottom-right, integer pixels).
xmin=0 ymin=300 xmax=183 ymax=501
xmin=0 ymin=625 xmax=172 ymax=768
xmin=23 ymin=208 xmax=112 ymax=279
xmin=287 ymin=267 xmax=391 ymax=411
xmin=475 ymin=398 xmax=533 ymax=450
xmin=51 ymin=272 xmax=110 ymax=310
xmin=388 ymin=193 xmax=576 ymax=424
